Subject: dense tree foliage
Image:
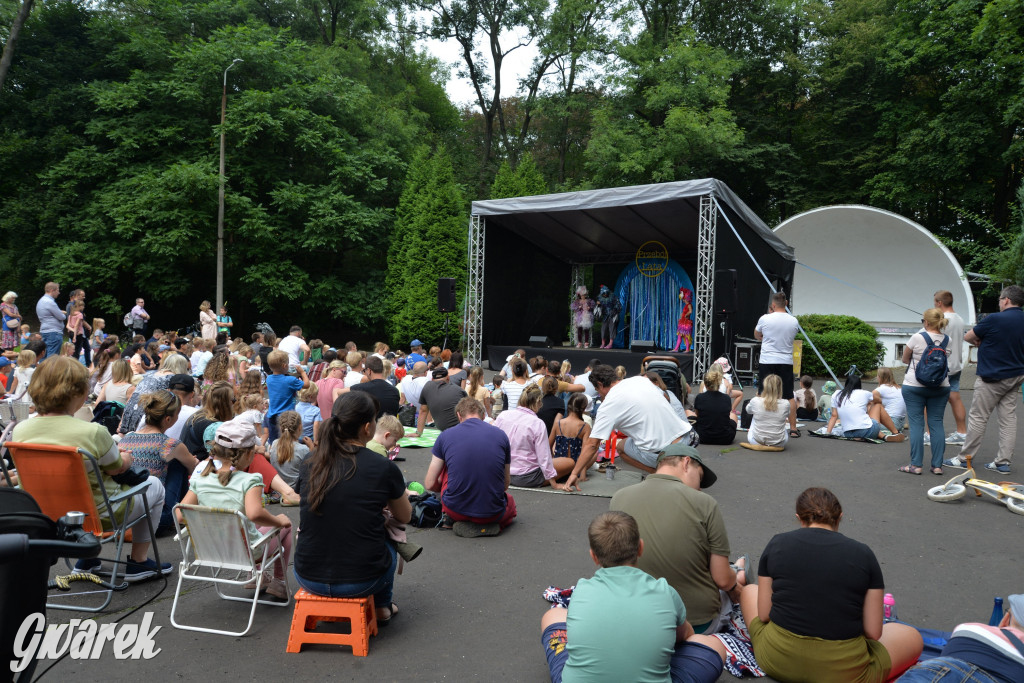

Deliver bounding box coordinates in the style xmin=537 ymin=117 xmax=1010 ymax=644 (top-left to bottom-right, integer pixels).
xmin=2 ymin=0 xmax=1022 ymax=346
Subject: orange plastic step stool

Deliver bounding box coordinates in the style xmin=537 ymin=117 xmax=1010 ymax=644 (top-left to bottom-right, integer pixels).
xmin=286 ymin=589 xmax=378 ymax=656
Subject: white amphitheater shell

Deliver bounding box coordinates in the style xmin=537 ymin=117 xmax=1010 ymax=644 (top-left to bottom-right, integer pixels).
xmin=774 ymin=205 xmax=975 ymax=368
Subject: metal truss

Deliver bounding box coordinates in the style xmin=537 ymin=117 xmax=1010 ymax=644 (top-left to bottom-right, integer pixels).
xmin=464 ymin=215 xmax=486 ymax=365
xmin=695 ymin=196 xmax=717 ymax=380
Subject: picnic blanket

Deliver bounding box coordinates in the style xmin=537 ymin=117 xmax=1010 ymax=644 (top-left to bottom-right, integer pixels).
xmin=807 ymin=429 xmax=885 ymax=444
xmin=397 ymin=427 xmax=441 ymax=448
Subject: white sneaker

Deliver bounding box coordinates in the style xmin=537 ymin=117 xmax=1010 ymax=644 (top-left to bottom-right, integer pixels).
xmin=945 ymin=432 xmax=966 ymax=445
xmin=922 ymin=432 xmax=931 ymax=445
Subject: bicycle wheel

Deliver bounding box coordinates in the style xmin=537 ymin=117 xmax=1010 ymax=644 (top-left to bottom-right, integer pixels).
xmin=927 ymin=484 xmax=966 ymax=502
xmin=1006 ymin=495 xmax=1024 ymax=516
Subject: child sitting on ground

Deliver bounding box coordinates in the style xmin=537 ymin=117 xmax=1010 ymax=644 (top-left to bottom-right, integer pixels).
xmin=540 ymin=510 xmax=725 ymax=683
xmin=235 ymin=392 xmax=267 ymax=445
xmin=817 ymin=380 xmax=838 ymax=422
xmin=294 ymin=383 xmax=322 ymax=443
xmin=549 ymin=393 xmax=591 ymax=462
xmin=795 ymin=375 xmax=818 ymax=421
xmin=268 ymin=410 xmax=311 ymax=488
xmin=179 ymin=421 xmax=292 ymax=600
xmin=490 ymin=375 xmax=504 ymax=419
xmin=872 ymin=367 xmax=907 ymax=432
xmin=368 ymin=414 xmax=405 ymax=460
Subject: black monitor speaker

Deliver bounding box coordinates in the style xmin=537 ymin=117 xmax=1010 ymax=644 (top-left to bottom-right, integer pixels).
xmin=529 ymin=335 xmax=552 ymax=348
xmin=631 ymin=340 xmax=657 ymax=353
xmin=437 ymin=278 xmax=456 ymax=312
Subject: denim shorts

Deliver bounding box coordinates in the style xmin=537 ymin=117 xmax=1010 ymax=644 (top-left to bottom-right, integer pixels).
xmin=948 ymin=371 xmax=961 ymax=393
xmin=891 ymin=415 xmax=907 ymax=432
xmin=843 ymin=419 xmax=882 ymax=440
xmin=542 ymin=622 xmax=723 ymax=683
xmin=897 ymin=655 xmax=999 ymax=682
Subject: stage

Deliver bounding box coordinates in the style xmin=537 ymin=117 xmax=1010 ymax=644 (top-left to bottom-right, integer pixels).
xmin=487 ymin=345 xmax=694 ymax=381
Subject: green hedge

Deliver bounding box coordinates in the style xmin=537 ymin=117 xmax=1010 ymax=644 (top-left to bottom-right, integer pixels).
xmin=797 ymin=315 xmax=885 ymax=376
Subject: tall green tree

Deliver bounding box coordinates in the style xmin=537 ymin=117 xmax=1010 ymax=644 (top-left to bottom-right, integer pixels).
xmin=490 ymin=151 xmax=547 ymax=198
xmin=386 ymin=147 xmax=467 ymax=348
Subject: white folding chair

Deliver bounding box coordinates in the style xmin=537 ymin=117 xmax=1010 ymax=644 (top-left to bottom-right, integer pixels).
xmin=170 ymin=503 xmax=289 ymax=636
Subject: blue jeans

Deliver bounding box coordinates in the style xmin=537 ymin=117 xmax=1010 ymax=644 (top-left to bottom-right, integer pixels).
xmin=898 ymin=656 xmax=998 ymax=682
xmin=294 ymin=542 xmax=398 ymax=608
xmin=160 ymin=459 xmax=189 ymax=530
xmin=41 ymin=331 xmax=62 ymax=360
xmin=902 ymin=384 xmax=951 ymax=468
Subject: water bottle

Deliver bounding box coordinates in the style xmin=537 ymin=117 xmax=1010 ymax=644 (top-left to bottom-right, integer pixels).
xmin=989 ymin=597 xmax=1004 ymax=626
xmin=605 ymin=463 xmax=616 ymax=480
xmin=883 ymin=593 xmax=897 ymax=622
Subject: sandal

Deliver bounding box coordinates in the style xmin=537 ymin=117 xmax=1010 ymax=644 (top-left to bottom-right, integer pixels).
xmin=730 ymin=554 xmax=750 ymax=585
xmin=931 ymin=467 xmax=944 ymax=475
xmin=789 ymin=429 xmax=801 ymax=438
xmin=898 ymin=465 xmax=922 ymax=475
xmin=377 ymin=602 xmax=398 ymax=626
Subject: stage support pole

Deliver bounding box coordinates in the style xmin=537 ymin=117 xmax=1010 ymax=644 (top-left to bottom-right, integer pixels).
xmin=570 ymin=264 xmax=584 ymax=347
xmin=695 ymin=196 xmax=716 ymax=381
xmin=465 ymin=214 xmax=486 ymax=365
xmin=711 ymin=197 xmax=840 ymax=386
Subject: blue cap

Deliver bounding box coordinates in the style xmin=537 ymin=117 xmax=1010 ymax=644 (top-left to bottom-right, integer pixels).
xmin=0 ymin=357 xmax=10 ymax=368
xmin=410 ymin=339 xmax=422 ymax=347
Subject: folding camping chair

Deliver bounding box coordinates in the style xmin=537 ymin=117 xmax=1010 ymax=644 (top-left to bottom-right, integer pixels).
xmin=171 ymin=503 xmax=290 ymax=637
xmin=1 ymin=442 xmax=161 ymax=612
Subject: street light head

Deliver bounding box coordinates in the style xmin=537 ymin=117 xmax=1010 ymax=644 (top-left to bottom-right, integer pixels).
xmin=232 ymin=58 xmax=243 ymax=64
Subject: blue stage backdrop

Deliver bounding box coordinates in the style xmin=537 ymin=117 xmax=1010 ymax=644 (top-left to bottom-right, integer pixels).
xmin=613 ymin=259 xmax=694 ymax=350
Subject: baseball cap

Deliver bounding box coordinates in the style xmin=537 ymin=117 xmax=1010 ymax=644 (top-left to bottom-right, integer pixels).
xmin=158 ymin=344 xmax=171 ymax=352
xmin=396 ymin=358 xmax=406 ymax=366
xmin=214 ymin=420 xmax=258 ymax=449
xmin=167 ymin=374 xmax=195 ymax=392
xmin=410 ymin=339 xmax=423 ymax=347
xmin=0 ymin=357 xmax=10 ymax=368
xmin=1008 ymin=594 xmax=1024 ymax=626
xmin=657 ymin=443 xmax=717 ymax=488
xmin=432 ymin=367 xmax=448 ymax=379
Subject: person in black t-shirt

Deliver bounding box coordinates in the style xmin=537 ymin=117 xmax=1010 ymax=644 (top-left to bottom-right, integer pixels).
xmin=350 ymin=355 xmax=401 ymax=418
xmin=693 ymin=368 xmax=736 ymax=445
xmin=293 ymin=392 xmax=412 ymax=625
xmin=739 ymin=487 xmax=923 ymax=682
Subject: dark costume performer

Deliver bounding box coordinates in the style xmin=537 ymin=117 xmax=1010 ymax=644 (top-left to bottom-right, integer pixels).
xmin=596 ymin=285 xmax=622 ymax=349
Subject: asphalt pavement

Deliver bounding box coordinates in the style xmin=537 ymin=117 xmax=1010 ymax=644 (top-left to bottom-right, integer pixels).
xmin=22 ymin=386 xmax=1024 ymax=682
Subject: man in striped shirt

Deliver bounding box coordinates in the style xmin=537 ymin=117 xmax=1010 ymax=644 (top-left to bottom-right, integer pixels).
xmin=899 ymin=593 xmax=1024 ymax=682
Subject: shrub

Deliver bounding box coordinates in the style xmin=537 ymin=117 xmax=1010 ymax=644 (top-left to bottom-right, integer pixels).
xmin=796 ymin=314 xmax=884 ymax=376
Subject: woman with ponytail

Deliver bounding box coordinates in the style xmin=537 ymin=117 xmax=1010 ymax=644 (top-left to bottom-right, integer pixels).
xmin=178 ymin=421 xmax=292 ymax=600
xmin=269 ymin=410 xmax=311 ymax=488
xmin=293 ymin=392 xmax=412 ymax=625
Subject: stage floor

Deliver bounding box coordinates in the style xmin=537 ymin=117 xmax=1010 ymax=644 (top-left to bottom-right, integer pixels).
xmin=486 ymin=344 xmax=694 ymax=380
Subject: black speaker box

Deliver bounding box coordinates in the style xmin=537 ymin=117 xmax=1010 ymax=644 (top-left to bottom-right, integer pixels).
xmin=437 ymin=278 xmax=456 ymax=312
xmin=631 ymin=340 xmax=657 ymax=353
xmin=528 ymin=335 xmax=552 ymax=348
xmin=715 ymin=268 xmax=737 ymax=313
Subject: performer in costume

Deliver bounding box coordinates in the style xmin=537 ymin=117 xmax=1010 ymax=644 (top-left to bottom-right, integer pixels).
xmin=672 ymin=287 xmax=694 ymax=352
xmin=571 ymin=286 xmax=596 ymax=348
xmin=595 ymin=285 xmax=621 ymax=349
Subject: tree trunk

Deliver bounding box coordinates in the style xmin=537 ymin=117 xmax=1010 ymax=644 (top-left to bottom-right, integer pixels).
xmin=0 ymin=0 xmax=36 ymax=97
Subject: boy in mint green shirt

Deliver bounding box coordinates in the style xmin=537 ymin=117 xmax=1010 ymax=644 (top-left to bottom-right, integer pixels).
xmin=540 ymin=511 xmax=725 ymax=683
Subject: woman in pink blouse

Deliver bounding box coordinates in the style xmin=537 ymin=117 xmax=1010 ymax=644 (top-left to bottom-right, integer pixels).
xmin=493 ymin=384 xmax=574 ymax=487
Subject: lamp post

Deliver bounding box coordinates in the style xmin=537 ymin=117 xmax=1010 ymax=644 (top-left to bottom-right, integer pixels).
xmin=216 ymin=58 xmax=242 ymax=313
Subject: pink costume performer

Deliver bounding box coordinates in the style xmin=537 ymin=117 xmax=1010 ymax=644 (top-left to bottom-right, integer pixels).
xmin=571 ymin=286 xmax=596 ymax=348
xmin=672 ymin=287 xmax=693 ymax=352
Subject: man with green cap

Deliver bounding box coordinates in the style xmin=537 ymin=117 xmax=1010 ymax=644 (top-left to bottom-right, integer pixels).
xmin=610 ymin=443 xmax=747 ymax=635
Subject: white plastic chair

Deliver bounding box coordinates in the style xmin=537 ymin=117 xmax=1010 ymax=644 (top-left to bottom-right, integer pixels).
xmin=170 ymin=503 xmax=289 ymax=636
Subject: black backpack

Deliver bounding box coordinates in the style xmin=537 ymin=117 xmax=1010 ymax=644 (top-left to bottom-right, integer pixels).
xmin=90 ymin=401 xmax=125 ymax=435
xmin=408 ymin=493 xmax=443 ymax=528
xmin=915 ymin=333 xmax=949 ymax=387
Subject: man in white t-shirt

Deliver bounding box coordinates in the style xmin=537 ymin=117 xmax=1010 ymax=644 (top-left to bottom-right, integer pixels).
xmin=928 ymin=290 xmax=968 ymax=445
xmin=562 ymin=364 xmax=697 ymax=490
xmin=754 ymin=292 xmax=801 ymax=434
xmin=277 ymin=325 xmax=310 ymax=370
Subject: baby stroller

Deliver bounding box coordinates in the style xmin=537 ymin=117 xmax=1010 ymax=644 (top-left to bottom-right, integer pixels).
xmin=642 ymin=355 xmax=687 ymax=404
xmin=0 ymin=487 xmax=102 ymax=682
